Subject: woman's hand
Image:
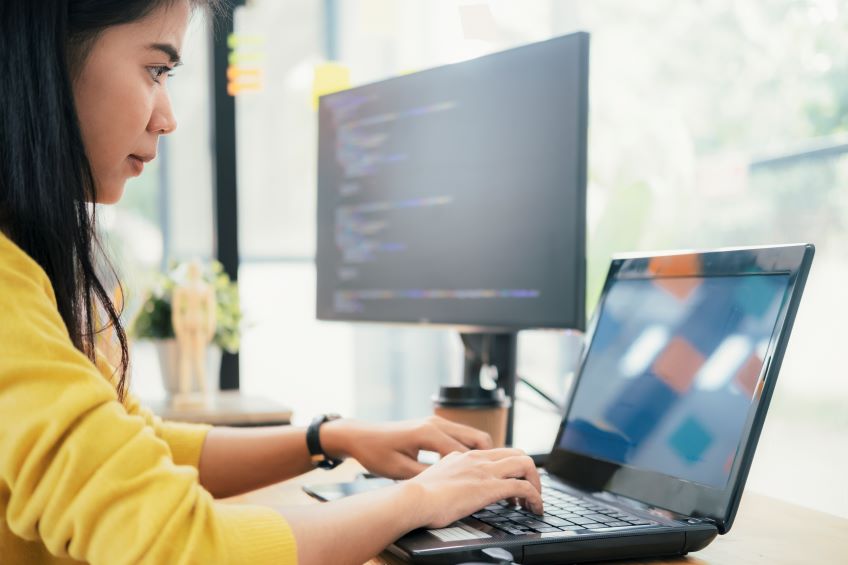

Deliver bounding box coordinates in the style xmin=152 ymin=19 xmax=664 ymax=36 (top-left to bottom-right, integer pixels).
xmin=279 ymin=448 xmax=542 ymax=565
xmin=405 ymin=448 xmax=543 ymax=528
xmin=321 ymin=415 xmax=493 ymax=479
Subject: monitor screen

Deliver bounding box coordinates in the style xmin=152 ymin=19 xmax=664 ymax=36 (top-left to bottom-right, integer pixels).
xmin=557 ymin=273 xmax=790 ymax=489
xmin=316 ymin=33 xmax=588 ymax=330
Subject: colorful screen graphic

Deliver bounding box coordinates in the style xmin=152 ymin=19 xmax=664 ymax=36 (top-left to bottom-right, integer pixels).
xmin=559 ymin=274 xmax=789 ymax=488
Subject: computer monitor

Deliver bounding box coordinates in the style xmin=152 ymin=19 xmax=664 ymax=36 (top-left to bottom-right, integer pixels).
xmin=315 ymin=32 xmax=590 ymax=443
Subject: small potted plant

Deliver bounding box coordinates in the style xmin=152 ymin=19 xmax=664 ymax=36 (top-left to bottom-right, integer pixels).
xmin=131 ymin=260 xmax=242 ymax=394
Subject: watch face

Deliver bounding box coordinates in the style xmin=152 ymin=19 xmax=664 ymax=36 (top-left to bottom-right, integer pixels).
xmin=318 ymin=458 xmax=340 ymax=469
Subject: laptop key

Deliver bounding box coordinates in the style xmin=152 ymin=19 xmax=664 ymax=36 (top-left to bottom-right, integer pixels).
xmin=541 ymin=516 xmax=575 ymax=527
xmin=533 ymin=527 xmax=562 ymax=533
xmin=480 ymin=517 xmax=511 ymax=524
xmin=570 ymin=517 xmax=600 ymax=525
xmin=516 ymin=519 xmax=550 ymax=529
xmin=581 ymin=513 xmax=605 ymax=521
xmin=517 ymin=509 xmax=540 ymax=517
xmin=510 ymin=516 xmax=537 ymax=523
xmin=493 ymin=521 xmax=526 ymax=531
xmin=590 ymin=524 xmax=655 ymax=532
xmin=584 ymin=514 xmax=620 ymax=523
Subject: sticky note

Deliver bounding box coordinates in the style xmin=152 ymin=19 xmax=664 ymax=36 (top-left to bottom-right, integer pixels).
xmin=227 ymin=34 xmax=265 ymax=49
xmin=228 ymin=52 xmax=266 ymax=65
xmin=312 ymin=62 xmax=351 ymax=110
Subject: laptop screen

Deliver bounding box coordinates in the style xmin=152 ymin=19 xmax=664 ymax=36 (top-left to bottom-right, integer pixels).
xmin=557 ymin=273 xmax=790 ymax=489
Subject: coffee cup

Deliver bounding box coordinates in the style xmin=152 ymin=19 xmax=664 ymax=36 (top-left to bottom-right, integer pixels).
xmin=433 ymin=386 xmax=511 ymax=448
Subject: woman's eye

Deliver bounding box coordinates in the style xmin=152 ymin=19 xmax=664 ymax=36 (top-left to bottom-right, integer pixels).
xmin=147 ymin=65 xmax=174 ymax=83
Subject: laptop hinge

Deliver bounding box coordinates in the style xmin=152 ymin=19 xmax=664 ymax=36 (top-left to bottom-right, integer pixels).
xmin=696 ymin=516 xmax=724 ymax=534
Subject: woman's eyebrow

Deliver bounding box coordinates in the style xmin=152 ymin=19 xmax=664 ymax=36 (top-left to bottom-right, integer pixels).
xmin=147 ymin=42 xmax=182 ymax=64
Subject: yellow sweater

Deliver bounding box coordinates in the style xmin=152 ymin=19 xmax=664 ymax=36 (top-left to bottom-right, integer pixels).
xmin=0 ymin=233 xmax=298 ymax=564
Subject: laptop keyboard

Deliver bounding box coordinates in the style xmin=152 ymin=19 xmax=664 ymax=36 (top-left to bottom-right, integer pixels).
xmin=471 ymin=483 xmax=658 ymax=536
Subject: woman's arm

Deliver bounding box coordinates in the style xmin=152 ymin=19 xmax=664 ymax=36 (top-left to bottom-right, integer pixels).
xmin=0 ymin=255 xmax=298 ymax=564
xmin=197 ymin=416 xmax=494 ymax=498
xmin=197 ymin=425 xmax=315 ymax=498
xmin=280 ymin=449 xmax=543 ymax=565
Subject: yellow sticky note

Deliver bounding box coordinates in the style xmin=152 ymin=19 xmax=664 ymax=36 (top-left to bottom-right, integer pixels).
xmin=227 ymin=34 xmax=266 ymax=49
xmin=312 ymin=62 xmax=351 ymax=111
xmin=228 ymin=51 xmax=266 ymax=65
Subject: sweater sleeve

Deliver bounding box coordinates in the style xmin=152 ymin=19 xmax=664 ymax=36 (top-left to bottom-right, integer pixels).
xmin=0 ymin=253 xmax=298 ymax=564
xmin=93 ymin=350 xmax=211 ymax=468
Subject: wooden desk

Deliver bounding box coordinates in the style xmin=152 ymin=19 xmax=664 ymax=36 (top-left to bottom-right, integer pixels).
xmin=228 ymin=461 xmax=848 ymax=564
xmin=145 ymin=390 xmax=292 ymax=426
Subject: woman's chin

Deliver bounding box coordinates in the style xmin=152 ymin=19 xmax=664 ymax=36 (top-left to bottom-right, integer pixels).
xmin=94 ymin=183 xmax=125 ymax=205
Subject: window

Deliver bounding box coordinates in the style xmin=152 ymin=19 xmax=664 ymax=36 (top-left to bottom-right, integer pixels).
xmin=124 ymin=0 xmax=846 ymax=518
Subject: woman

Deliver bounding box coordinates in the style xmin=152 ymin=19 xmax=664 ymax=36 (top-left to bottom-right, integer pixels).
xmin=0 ymin=1 xmax=543 ymax=563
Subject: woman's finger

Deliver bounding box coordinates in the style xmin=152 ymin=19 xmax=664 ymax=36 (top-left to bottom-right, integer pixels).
xmin=389 ymin=452 xmax=428 ymax=479
xmin=487 ymin=455 xmax=542 ymax=496
xmin=499 ymin=478 xmax=543 ymax=514
xmin=471 ymin=447 xmax=527 ymax=462
xmin=417 ymin=427 xmax=470 ymax=456
xmin=431 ymin=417 xmax=493 ymax=450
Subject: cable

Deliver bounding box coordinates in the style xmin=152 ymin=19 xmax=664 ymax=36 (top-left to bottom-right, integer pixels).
xmin=516 ymin=373 xmax=565 ymax=413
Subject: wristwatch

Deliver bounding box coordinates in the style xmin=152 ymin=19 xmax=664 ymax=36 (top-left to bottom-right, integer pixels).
xmin=306 ymin=413 xmax=344 ymax=469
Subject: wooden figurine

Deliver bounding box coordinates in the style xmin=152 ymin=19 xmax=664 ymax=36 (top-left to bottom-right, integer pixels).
xmin=171 ymin=260 xmax=217 ymax=406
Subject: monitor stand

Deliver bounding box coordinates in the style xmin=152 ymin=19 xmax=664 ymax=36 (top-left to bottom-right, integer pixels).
xmin=458 ymin=332 xmax=518 ymax=446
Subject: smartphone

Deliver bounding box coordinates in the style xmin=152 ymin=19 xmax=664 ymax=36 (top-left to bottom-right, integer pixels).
xmin=302 ymin=477 xmax=397 ymax=502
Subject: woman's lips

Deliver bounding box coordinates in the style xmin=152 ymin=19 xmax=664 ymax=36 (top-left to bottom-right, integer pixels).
xmin=127 ymin=154 xmax=153 ymax=175
xmin=127 ymin=155 xmax=147 ymax=175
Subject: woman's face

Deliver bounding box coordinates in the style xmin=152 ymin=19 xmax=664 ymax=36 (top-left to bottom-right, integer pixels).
xmin=72 ymin=1 xmax=190 ymax=204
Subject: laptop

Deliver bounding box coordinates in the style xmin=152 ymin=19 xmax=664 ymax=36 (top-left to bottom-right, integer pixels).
xmin=381 ymin=244 xmax=814 ymax=564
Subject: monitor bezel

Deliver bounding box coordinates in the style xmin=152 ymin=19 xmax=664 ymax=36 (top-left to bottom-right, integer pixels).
xmin=314 ymin=32 xmax=590 ymax=332
xmin=546 ymin=244 xmax=815 ymax=534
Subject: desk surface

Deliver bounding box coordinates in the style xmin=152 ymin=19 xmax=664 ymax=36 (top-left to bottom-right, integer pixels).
xmin=145 ymin=390 xmax=292 ymax=426
xmin=228 ymin=460 xmax=847 ymax=564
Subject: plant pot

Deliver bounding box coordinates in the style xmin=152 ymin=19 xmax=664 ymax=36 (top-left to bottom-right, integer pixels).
xmin=154 ymin=338 xmax=222 ymax=395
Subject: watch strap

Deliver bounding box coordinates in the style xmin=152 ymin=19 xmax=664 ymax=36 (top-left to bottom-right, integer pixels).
xmin=306 ymin=413 xmax=343 ymax=469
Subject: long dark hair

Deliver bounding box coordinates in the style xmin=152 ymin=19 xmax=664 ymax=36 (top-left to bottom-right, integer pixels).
xmin=0 ymin=0 xmax=220 ymax=401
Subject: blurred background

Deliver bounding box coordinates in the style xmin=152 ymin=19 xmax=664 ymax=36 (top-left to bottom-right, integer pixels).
xmin=110 ymin=0 xmax=847 ymax=519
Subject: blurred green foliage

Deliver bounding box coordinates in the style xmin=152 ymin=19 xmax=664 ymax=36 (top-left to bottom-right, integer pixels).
xmin=130 ymin=260 xmax=243 ymax=353
xmin=577 ymin=0 xmax=848 ymax=314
